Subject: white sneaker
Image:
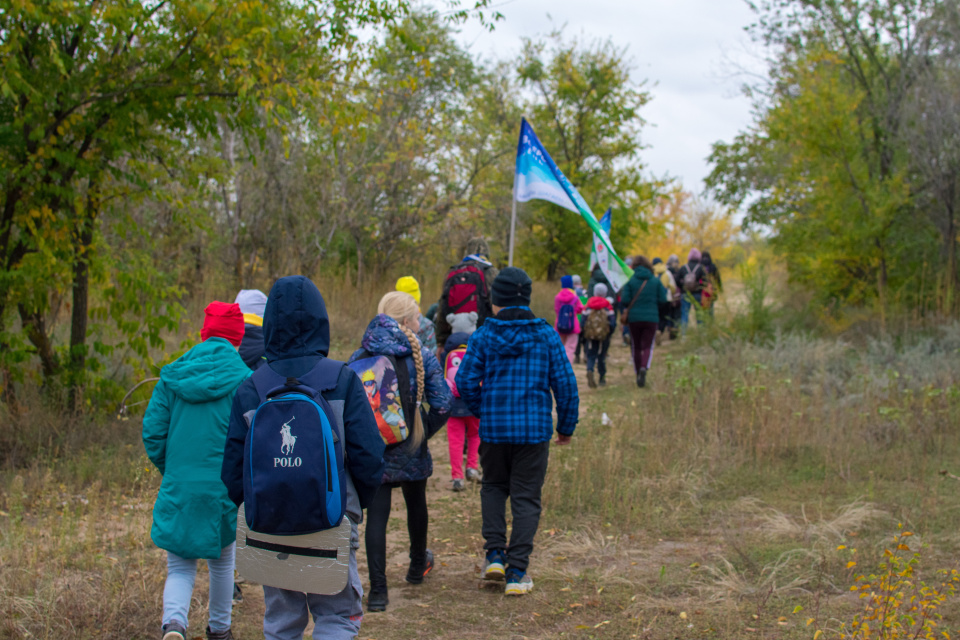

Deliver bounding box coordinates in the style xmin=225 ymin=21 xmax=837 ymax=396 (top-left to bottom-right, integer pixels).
xmin=505 ymin=571 xmax=534 ymax=596
xmin=465 ymin=468 xmax=482 ymax=483
xmin=483 ymin=550 xmax=506 ymax=581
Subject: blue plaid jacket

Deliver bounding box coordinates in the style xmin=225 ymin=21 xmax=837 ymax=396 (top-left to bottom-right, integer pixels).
xmin=456 ymin=313 xmax=579 ymax=444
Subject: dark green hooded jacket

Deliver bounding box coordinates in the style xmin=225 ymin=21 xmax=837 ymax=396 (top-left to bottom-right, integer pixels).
xmin=143 ymin=337 xmax=251 ymax=559
xmin=619 ymin=266 xmax=667 ymax=324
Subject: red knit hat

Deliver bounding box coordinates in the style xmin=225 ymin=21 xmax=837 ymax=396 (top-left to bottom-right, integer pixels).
xmin=201 ymin=301 xmax=245 ymax=347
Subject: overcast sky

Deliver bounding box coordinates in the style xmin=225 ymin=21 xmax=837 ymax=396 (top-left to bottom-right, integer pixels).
xmin=456 ymin=0 xmax=765 ymax=193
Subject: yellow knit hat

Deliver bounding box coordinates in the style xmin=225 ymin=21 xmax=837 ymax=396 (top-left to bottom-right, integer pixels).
xmin=395 ymin=276 xmax=421 ymax=306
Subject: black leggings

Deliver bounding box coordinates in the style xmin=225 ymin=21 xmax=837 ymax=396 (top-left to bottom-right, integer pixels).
xmin=364 ymin=479 xmax=428 ymax=589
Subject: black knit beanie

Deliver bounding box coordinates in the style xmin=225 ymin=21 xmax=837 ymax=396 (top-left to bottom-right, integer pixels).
xmin=491 ymin=267 xmax=533 ymax=307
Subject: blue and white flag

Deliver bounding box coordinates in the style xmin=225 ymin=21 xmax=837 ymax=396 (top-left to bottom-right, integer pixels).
xmin=514 ymin=118 xmax=631 ymax=279
xmin=589 ymin=208 xmax=629 ymax=293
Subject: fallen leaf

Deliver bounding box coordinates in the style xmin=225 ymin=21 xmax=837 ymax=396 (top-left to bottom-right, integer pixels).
xmin=679 ymin=612 xmax=687 ymax=620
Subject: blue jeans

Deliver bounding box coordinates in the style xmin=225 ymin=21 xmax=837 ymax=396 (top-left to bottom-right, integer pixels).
xmin=680 ymin=293 xmax=702 ymax=331
xmin=163 ymin=542 xmax=235 ymax=632
xmin=263 ymin=527 xmax=363 ymax=640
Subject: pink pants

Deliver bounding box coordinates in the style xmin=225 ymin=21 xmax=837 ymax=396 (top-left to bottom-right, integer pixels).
xmin=559 ymin=332 xmax=578 ymax=364
xmin=447 ymin=416 xmax=480 ymax=480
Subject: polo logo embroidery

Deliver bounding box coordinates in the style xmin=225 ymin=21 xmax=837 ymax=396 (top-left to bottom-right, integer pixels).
xmin=280 ymin=417 xmax=297 ymax=455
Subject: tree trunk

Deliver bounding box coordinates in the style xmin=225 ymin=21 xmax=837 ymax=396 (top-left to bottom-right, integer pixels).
xmin=68 ymin=186 xmax=98 ymax=412
xmin=0 ymin=306 xmax=16 ymax=411
xmin=19 ymin=305 xmax=59 ymax=380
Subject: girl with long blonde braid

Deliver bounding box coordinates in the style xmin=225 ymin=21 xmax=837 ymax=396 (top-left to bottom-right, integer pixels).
xmin=348 ymin=291 xmax=452 ymax=613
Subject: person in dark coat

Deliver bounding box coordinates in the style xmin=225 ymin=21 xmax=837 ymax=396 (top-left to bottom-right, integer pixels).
xmin=700 ymin=251 xmax=723 ymax=316
xmin=234 ymin=289 xmax=268 ymax=370
xmin=434 ymin=238 xmax=499 ymax=347
xmin=618 ymin=256 xmax=667 ymax=388
xmin=586 ymin=262 xmax=613 ymax=297
xmin=349 ymin=292 xmax=452 ymax=613
xmin=677 ymin=248 xmax=705 ymax=331
xmin=221 ymin=276 xmax=386 ymax=640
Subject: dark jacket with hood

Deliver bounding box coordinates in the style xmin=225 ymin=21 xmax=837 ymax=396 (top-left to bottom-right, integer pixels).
xmin=442 ymin=331 xmax=474 ymax=419
xmin=221 ymin=276 xmax=385 ymax=524
xmin=349 ymin=315 xmax=452 ymax=484
xmin=677 ymin=259 xmax=704 ymax=294
xmin=587 ymin=264 xmax=613 ymax=297
xmin=456 ymin=307 xmax=578 ymax=444
xmin=238 ymin=322 xmax=265 ymax=370
xmin=619 ymin=266 xmax=668 ymax=324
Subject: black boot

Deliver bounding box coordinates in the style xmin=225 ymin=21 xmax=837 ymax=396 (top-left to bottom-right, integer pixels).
xmin=406 ymin=549 xmax=434 ymax=585
xmin=367 ymin=585 xmax=389 ymax=612
xmin=636 ymin=369 xmax=646 ymax=388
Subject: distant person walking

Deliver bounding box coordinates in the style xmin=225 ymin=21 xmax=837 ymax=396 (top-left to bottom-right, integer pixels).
xmin=396 ymin=276 xmax=437 ymax=351
xmin=235 ymin=289 xmax=268 ymax=371
xmin=618 ymin=256 xmax=634 ymax=346
xmin=350 ymin=292 xmax=452 ymax=612
xmin=554 ymin=275 xmax=584 ymax=365
xmin=581 ymin=283 xmax=616 ymax=388
xmin=455 ymin=267 xmax=579 ymax=596
xmin=441 ymin=315 xmax=481 ymax=492
xmin=587 ymin=262 xmax=612 ymax=297
xmin=572 ymin=275 xmax=588 ymax=364
xmin=699 ymin=251 xmax=722 ymax=316
xmin=434 ymin=238 xmax=499 ymax=347
xmin=652 ymin=258 xmax=679 ymax=343
xmin=677 ymin=249 xmax=705 ymax=331
xmin=143 ymin=302 xmax=251 ymax=640
xmin=618 ymin=256 xmax=667 ymax=388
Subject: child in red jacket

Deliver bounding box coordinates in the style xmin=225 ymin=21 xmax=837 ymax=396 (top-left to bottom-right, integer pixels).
xmin=581 ymin=283 xmax=616 ymax=388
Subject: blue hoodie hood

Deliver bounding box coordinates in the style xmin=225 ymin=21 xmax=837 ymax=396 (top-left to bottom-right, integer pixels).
xmin=263 ymin=277 xmax=330 ymax=376
xmin=360 ymin=314 xmax=413 ymax=357
xmin=481 ymin=317 xmax=552 ymax=357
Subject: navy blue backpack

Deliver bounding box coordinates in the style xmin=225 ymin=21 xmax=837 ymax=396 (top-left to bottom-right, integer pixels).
xmin=243 ymin=358 xmax=346 ymax=535
xmin=557 ymin=302 xmax=577 ymax=334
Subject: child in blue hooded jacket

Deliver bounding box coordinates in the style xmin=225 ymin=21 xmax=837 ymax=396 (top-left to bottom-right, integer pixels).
xmin=221 ymin=276 xmax=385 ymax=640
xmin=455 ymin=267 xmax=579 ymax=596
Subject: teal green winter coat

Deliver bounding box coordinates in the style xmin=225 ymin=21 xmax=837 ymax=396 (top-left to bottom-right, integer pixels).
xmin=619 ymin=266 xmax=667 ymax=324
xmin=143 ymin=337 xmax=251 ymax=559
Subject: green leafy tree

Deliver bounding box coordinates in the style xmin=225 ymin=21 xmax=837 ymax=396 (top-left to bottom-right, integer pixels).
xmin=708 ymin=0 xmax=957 ymax=319
xmin=0 ymin=0 xmax=415 ymax=406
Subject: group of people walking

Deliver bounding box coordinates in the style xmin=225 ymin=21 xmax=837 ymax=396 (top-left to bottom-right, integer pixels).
xmin=142 ymin=240 xmax=579 ymax=640
xmin=551 ymin=248 xmax=721 ymax=388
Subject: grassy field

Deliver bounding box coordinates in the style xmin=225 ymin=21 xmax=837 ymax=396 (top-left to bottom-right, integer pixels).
xmin=2 ymin=315 xmax=960 ymax=639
